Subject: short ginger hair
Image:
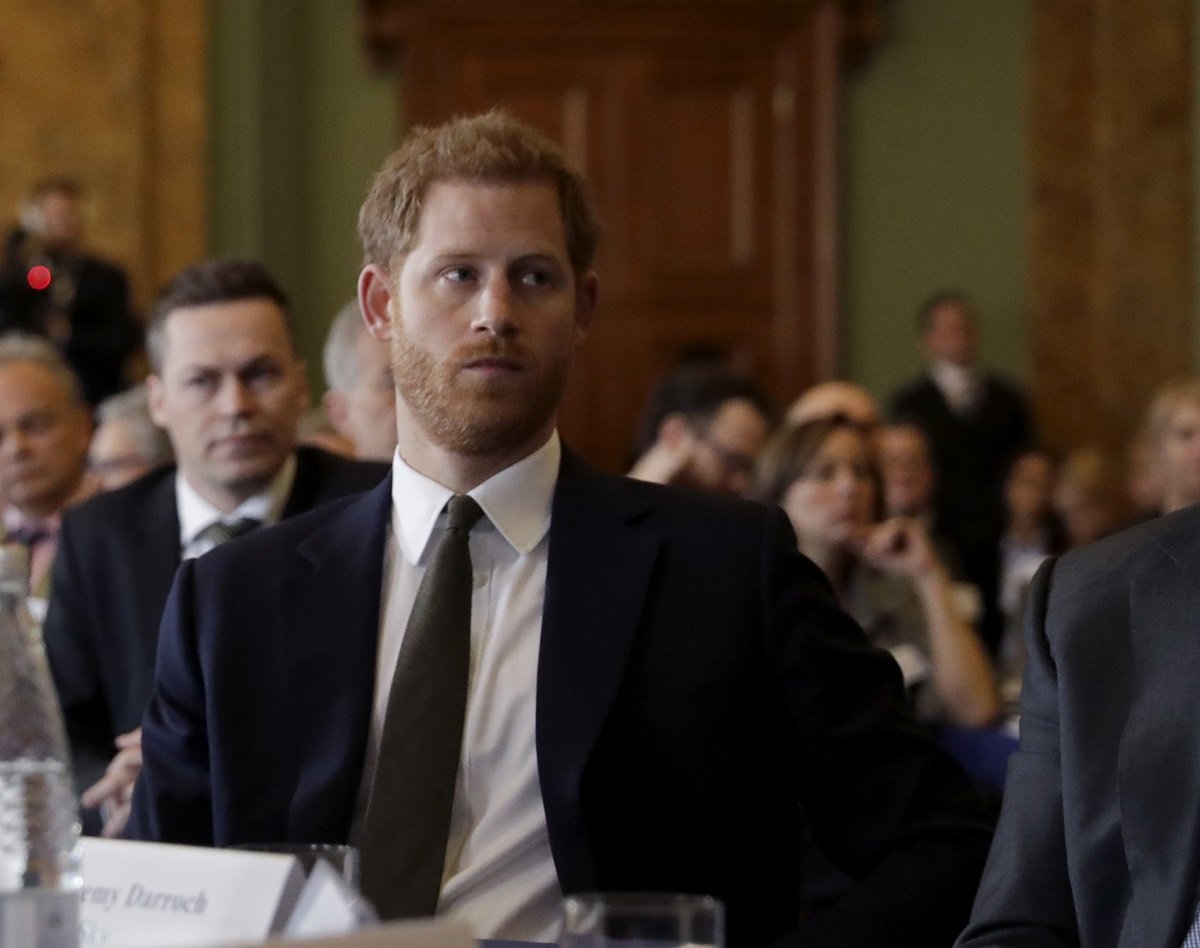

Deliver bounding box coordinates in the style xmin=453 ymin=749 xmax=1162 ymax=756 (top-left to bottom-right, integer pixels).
xmin=358 ymin=110 xmax=600 ymax=275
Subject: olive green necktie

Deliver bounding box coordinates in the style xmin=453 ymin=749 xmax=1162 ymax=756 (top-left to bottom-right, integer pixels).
xmin=358 ymin=494 xmax=484 ymax=919
xmin=196 ymin=517 xmax=261 ymax=546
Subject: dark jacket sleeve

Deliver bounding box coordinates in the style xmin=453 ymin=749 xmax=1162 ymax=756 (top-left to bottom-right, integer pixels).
xmin=757 ymin=508 xmax=993 ymax=947
xmin=126 ymin=559 xmax=214 ymax=844
xmin=955 ymin=557 xmax=1078 ymax=946
xmin=43 ymin=516 xmax=116 ymax=795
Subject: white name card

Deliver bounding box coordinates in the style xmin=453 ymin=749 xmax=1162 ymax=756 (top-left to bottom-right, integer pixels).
xmin=77 ymin=837 xmax=304 ymax=947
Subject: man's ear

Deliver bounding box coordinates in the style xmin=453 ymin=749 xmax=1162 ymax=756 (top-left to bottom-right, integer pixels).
xmin=574 ymin=271 xmax=599 ymax=343
xmin=146 ymin=374 xmax=168 ymax=428
xmin=359 ymin=264 xmax=397 ymax=342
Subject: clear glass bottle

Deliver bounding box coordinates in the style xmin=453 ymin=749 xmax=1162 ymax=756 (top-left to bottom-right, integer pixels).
xmin=0 ymin=544 xmax=80 ymax=947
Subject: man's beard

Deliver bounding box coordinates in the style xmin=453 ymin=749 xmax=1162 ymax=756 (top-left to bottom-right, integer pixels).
xmin=391 ymin=324 xmax=570 ymax=458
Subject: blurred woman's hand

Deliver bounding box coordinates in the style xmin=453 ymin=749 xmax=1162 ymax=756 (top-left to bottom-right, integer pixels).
xmin=857 ymin=517 xmax=942 ymax=580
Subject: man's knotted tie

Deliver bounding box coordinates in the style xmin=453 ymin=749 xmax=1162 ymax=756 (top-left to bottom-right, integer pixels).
xmin=357 ymin=494 xmax=484 ymax=919
xmin=196 ymin=517 xmax=262 ymax=546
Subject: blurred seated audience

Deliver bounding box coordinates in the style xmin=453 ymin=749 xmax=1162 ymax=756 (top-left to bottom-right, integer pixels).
xmin=89 ymin=385 xmax=173 ymax=491
xmin=0 ymin=333 xmax=97 ymax=608
xmin=749 ymin=416 xmax=999 ymax=729
xmin=994 ymin=448 xmax=1064 ymax=695
xmin=41 ymin=259 xmax=389 ymax=837
xmin=1126 ymin=431 xmax=1164 ymax=519
xmin=322 ymin=300 xmax=397 ymax=461
xmin=889 ymin=293 xmax=1034 ymax=656
xmin=787 ymin=380 xmax=879 ymax=429
xmin=1141 ymin=376 xmax=1200 ymax=515
xmin=1052 ymin=446 xmax=1130 ymax=549
xmin=629 ymin=362 xmax=771 ymax=496
xmin=877 ymin=422 xmax=981 ymax=623
xmin=0 ymin=178 xmax=139 ymax=404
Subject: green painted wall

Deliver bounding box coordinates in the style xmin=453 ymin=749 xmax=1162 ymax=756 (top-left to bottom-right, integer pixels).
xmin=841 ymin=0 xmax=1029 ymax=402
xmin=208 ymin=0 xmax=398 ymax=392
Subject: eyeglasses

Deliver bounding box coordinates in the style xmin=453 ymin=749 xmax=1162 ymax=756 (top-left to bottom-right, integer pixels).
xmin=695 ymin=431 xmax=757 ymax=477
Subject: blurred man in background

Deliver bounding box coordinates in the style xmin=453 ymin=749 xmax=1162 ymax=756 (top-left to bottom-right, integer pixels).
xmin=629 ymin=361 xmax=772 ymax=496
xmin=0 ymin=333 xmax=97 ymax=605
xmin=88 ymin=385 xmax=174 ymax=491
xmin=322 ymin=300 xmax=397 ymax=461
xmin=43 ymin=259 xmax=387 ymax=836
xmin=0 ymin=178 xmax=139 ymax=403
xmin=890 ymin=292 xmax=1034 ymax=651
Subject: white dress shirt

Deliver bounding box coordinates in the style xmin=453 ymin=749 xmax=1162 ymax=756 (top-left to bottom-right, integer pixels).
xmin=174 ymin=455 xmax=296 ymax=560
xmin=929 ymin=360 xmax=982 ymax=415
xmin=362 ymin=435 xmax=561 ymax=940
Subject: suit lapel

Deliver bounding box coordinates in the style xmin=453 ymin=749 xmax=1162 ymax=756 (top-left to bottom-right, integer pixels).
xmin=279 ymin=479 xmax=391 ymax=841
xmin=282 ymin=446 xmax=333 ymax=518
xmin=1120 ymin=538 xmax=1200 ymax=947
xmin=141 ymin=474 xmax=184 ymax=654
xmin=537 ymin=452 xmax=661 ymax=891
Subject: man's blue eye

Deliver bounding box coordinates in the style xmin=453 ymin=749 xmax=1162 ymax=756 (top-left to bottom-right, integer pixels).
xmin=520 ymin=267 xmax=562 ymax=288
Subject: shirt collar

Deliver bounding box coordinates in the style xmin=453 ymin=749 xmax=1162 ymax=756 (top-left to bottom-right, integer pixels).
xmin=4 ymin=505 xmax=61 ymax=539
xmin=3 ymin=472 xmax=101 ymax=537
xmin=390 ymin=432 xmax=561 ymax=565
xmin=175 ymin=454 xmax=297 ymax=548
xmin=929 ymin=359 xmax=979 ymax=392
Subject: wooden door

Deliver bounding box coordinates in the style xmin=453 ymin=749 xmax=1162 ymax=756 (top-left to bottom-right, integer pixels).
xmin=365 ymin=1 xmax=841 ymax=472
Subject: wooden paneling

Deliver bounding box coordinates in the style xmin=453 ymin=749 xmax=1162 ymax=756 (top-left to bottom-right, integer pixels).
xmin=363 ymin=1 xmax=841 ymax=471
xmin=0 ymin=0 xmax=207 ymax=315
xmin=1029 ymin=0 xmax=1193 ymax=457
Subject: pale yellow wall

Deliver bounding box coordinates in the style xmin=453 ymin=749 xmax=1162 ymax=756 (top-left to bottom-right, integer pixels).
xmin=0 ymin=0 xmax=208 ymax=315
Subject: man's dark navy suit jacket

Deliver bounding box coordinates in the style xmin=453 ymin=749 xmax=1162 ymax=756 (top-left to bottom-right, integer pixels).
xmin=129 ymin=450 xmax=991 ymax=947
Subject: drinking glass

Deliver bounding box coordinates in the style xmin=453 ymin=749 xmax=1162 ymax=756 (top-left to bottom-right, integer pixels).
xmin=560 ymin=893 xmax=724 ymax=948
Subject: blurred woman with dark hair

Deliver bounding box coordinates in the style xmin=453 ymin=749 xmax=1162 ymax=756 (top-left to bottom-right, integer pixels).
xmin=750 ymin=416 xmax=999 ymax=729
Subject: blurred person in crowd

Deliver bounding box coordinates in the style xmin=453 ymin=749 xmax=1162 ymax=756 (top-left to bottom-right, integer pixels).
xmin=1053 ymin=446 xmax=1130 ymax=549
xmin=890 ymin=292 xmax=1034 ymax=653
xmin=629 ymin=361 xmax=772 ymax=496
xmin=89 ymin=385 xmax=173 ymax=492
xmin=877 ymin=422 xmax=980 ymax=618
xmin=1126 ymin=432 xmax=1164 ymax=518
xmin=994 ymin=448 xmax=1064 ymax=694
xmin=787 ymin=380 xmax=880 ymax=429
xmin=0 ymin=177 xmax=139 ymax=403
xmin=1141 ymin=376 xmax=1200 ymax=515
xmin=43 ymin=259 xmax=388 ymax=838
xmin=877 ymin=422 xmax=939 ymax=523
xmin=322 ymin=300 xmax=398 ymax=462
xmin=0 ymin=333 xmax=97 ymax=605
xmin=127 ymin=112 xmax=991 ymax=947
xmin=749 ymin=416 xmax=999 ymax=729
xmin=959 ymin=459 xmax=1200 ymax=948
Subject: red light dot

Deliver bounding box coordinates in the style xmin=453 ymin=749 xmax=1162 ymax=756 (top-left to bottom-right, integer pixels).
xmin=27 ymin=265 xmax=52 ymax=291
